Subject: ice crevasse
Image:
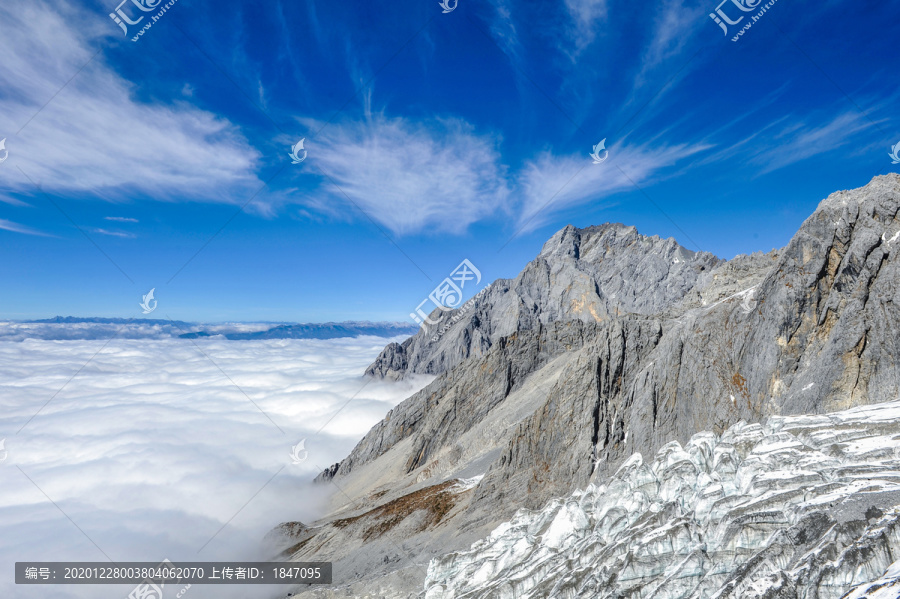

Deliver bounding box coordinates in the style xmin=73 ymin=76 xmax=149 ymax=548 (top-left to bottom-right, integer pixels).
xmin=424 ymin=400 xmax=900 ymax=599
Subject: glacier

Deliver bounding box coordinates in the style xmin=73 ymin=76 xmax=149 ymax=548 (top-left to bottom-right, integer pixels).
xmin=423 ymin=400 xmax=900 ymax=599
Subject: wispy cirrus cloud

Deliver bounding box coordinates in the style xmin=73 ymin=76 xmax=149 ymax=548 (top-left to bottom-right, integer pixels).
xmin=515 ymin=139 xmax=712 ymax=233
xmin=296 ymin=115 xmax=511 ymax=236
xmin=752 ymin=110 xmax=882 ymax=174
xmin=486 ymin=0 xmax=523 ymax=63
xmin=91 ymin=228 xmax=135 ymax=238
xmin=486 ymin=0 xmax=606 ymax=61
xmin=104 ymin=216 xmax=139 ymax=223
xmin=636 ymin=0 xmax=706 ymax=84
xmin=0 ymin=0 xmax=263 ymax=206
xmin=0 ymin=218 xmax=52 ymax=237
xmin=563 ymin=0 xmax=608 ymax=54
xmin=697 ymin=104 xmax=887 ymax=176
xmin=285 ymin=111 xmax=717 ymax=237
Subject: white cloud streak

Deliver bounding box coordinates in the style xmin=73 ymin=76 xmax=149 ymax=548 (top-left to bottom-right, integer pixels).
xmin=563 ymin=0 xmax=608 ymax=54
xmin=752 ymin=110 xmax=881 ymax=174
xmin=636 ymin=0 xmax=706 ymax=83
xmin=515 ymin=139 xmax=712 ymax=232
xmin=0 ymin=0 xmax=263 ymax=206
xmin=0 ymin=218 xmax=52 ymax=237
xmin=290 ymin=117 xmax=718 ymax=237
xmin=91 ymin=228 xmax=135 ymax=238
xmin=696 ymin=104 xmax=887 ymax=176
xmin=298 ymin=116 xmax=511 ymax=236
xmin=487 ymin=0 xmax=522 ymax=63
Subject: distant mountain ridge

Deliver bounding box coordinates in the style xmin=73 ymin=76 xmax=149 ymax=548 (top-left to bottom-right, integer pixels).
xmin=0 ymin=318 xmax=418 ymax=341
xmin=180 ymin=322 xmax=418 ymax=340
xmin=31 ymin=316 xmax=195 ymax=326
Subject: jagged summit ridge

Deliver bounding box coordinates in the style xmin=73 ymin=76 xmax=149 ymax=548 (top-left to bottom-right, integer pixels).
xmin=366 ymin=221 xmax=721 ymax=380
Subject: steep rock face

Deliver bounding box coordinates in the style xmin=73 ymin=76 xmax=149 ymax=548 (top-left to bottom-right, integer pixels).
xmin=454 ymin=174 xmax=900 ymax=517
xmin=319 ymin=319 xmax=645 ymax=483
xmin=424 ymin=400 xmax=900 ymax=599
xmin=295 ymin=174 xmax=900 ymax=598
xmin=614 ymin=174 xmax=900 ymax=464
xmin=472 ymin=319 xmax=664 ymax=513
xmin=373 ymin=176 xmax=900 ymax=415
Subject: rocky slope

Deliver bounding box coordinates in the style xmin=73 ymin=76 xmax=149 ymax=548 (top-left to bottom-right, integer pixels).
xmin=284 ymin=174 xmax=900 ymax=598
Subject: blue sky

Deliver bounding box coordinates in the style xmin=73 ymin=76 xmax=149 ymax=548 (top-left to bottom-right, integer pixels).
xmin=0 ymin=0 xmax=897 ymax=322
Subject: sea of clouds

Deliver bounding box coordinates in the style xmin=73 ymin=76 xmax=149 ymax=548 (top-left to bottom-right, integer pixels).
xmin=0 ymin=333 xmax=432 ymax=598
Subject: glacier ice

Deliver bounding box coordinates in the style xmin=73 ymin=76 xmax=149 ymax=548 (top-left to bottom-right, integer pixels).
xmin=842 ymin=559 xmax=900 ymax=599
xmin=424 ymin=400 xmax=900 ymax=599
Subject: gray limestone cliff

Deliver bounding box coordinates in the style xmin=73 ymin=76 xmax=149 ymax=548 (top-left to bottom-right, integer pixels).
xmin=286 ymin=174 xmax=900 ymax=599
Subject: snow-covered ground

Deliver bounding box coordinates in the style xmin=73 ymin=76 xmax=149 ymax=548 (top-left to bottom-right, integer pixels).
xmin=843 ymin=558 xmax=900 ymax=599
xmin=425 ymin=400 xmax=900 ymax=599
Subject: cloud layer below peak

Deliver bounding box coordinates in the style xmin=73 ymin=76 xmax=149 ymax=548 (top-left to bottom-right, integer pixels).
xmin=0 ymin=335 xmax=432 ymax=598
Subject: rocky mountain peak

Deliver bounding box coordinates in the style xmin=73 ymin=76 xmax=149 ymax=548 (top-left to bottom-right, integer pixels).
xmin=296 ymin=174 xmax=900 ymax=599
xmin=366 ymin=219 xmax=720 ymax=380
